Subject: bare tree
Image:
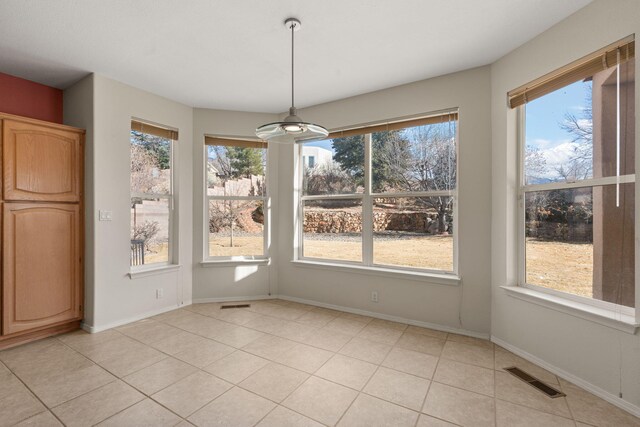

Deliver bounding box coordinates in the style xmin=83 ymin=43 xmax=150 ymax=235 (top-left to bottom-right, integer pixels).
xmin=558 ymin=91 xmax=593 ymax=180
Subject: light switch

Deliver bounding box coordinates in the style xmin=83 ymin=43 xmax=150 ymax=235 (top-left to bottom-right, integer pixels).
xmin=99 ymin=210 xmax=113 ymax=221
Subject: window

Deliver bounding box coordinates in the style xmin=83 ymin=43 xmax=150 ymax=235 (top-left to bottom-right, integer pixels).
xmin=130 ymin=120 xmax=177 ymax=268
xmin=205 ymin=136 xmax=267 ymax=259
xmin=511 ymin=37 xmax=635 ymax=309
xmin=299 ymin=112 xmax=458 ymax=274
xmin=308 ymin=155 xmax=315 ymax=168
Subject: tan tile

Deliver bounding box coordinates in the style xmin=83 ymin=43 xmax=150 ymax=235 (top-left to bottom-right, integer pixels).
xmin=214 ymin=325 xmax=266 ymax=348
xmin=214 ymin=308 xmax=263 ymax=325
xmin=296 ymin=310 xmax=337 ymax=328
xmin=150 ymin=331 xmax=210 ymax=356
xmin=163 ymin=312 xmax=211 ymax=330
xmin=315 ymin=354 xmax=377 ymax=390
xmin=364 ymin=366 xmax=430 ymax=411
xmin=406 ymin=325 xmax=448 ymax=340
xmin=339 ymin=337 xmax=392 ymax=364
xmin=494 ymin=346 xmax=558 ymax=385
xmin=277 ymin=343 xmax=333 ymax=373
xmin=324 ymin=317 xmax=368 ymax=335
xmin=13 ymin=411 xmax=63 ymax=427
xmin=256 ymin=406 xmax=324 ymax=427
xmin=188 ymin=317 xmax=237 ymax=341
xmin=382 ymin=347 xmax=438 ymax=379
xmin=396 ymin=332 xmax=446 ymax=357
xmin=282 ymin=376 xmax=358 ymax=425
xmin=357 ymin=323 xmax=403 ymax=345
xmin=173 ymin=339 xmax=234 ymax=368
xmin=440 ymin=340 xmax=494 ymax=369
xmin=188 ymin=387 xmax=276 ymax=427
xmin=240 ymin=362 xmax=308 ymax=402
xmin=52 ymin=380 xmax=144 ymax=427
xmin=416 ymin=414 xmax=459 ymax=427
xmin=245 ymin=315 xmax=290 ymax=334
xmin=118 ymin=320 xmax=182 ymax=344
xmin=97 ymin=343 xmax=168 ymax=377
xmin=338 ymin=393 xmax=419 ymax=427
xmin=1 ymin=339 xmax=93 ymax=381
xmin=187 ymin=303 xmax=222 ymax=317
xmin=0 ymin=374 xmax=46 ymax=426
xmin=561 ymin=378 xmax=640 ymax=427
xmin=26 ymin=364 xmax=116 ymax=407
xmin=495 ymin=372 xmax=571 ymax=418
xmin=369 ymin=318 xmax=408 ymax=331
xmin=0 ymin=360 xmax=9 ymax=376
xmin=98 ymin=398 xmax=182 ymax=427
xmin=447 ymin=333 xmax=493 ymax=349
xmin=124 ymin=357 xmax=198 ymax=395
xmin=433 ymin=359 xmax=495 ymax=397
xmin=242 ymin=335 xmax=298 ymax=360
xmin=338 ymin=311 xmax=373 ymax=323
xmin=422 ymin=382 xmax=495 ymax=427
xmin=302 ymin=327 xmax=352 ymax=351
xmin=204 ymin=350 xmax=270 ymax=384
xmin=496 ymin=399 xmax=575 ymax=427
xmin=152 ymin=371 xmax=232 ymax=417
xmin=313 ymin=307 xmax=346 ymax=317
xmin=57 ymin=329 xmax=122 ymax=352
xmin=272 ymin=321 xmax=317 ymax=342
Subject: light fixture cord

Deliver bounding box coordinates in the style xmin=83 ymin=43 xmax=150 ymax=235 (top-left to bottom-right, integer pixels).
xmin=291 ymin=21 xmax=295 ymax=109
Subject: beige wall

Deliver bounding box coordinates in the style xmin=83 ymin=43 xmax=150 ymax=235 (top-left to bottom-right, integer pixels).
xmin=277 ymin=66 xmax=493 ymax=336
xmin=491 ymin=0 xmax=640 ymax=412
xmin=66 ymin=74 xmax=194 ymax=330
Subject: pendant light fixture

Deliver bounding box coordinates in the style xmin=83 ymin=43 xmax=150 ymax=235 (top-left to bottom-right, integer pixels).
xmin=255 ymin=18 xmax=328 ymax=143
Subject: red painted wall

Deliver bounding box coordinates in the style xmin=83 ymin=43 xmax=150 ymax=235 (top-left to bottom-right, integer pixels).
xmin=0 ymin=72 xmax=63 ymax=123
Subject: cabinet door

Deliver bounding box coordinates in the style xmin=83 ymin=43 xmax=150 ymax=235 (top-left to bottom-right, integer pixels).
xmin=3 ymin=203 xmax=81 ymax=335
xmin=3 ymin=119 xmax=82 ymax=202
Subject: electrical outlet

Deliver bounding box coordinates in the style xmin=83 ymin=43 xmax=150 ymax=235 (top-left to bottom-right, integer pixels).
xmin=156 ymin=288 xmax=164 ymax=299
xmin=371 ymin=291 xmax=379 ymax=303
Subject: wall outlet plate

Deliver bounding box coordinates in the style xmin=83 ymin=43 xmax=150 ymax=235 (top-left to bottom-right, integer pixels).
xmin=156 ymin=288 xmax=164 ymax=299
xmin=99 ymin=210 xmax=113 ymax=221
xmin=371 ymin=291 xmax=379 ymax=303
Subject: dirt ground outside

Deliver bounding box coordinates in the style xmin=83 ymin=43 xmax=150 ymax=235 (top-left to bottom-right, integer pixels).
xmin=157 ymin=234 xmax=594 ymax=299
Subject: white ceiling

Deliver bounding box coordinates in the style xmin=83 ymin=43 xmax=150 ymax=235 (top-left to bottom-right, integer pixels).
xmin=0 ymin=0 xmax=591 ymax=113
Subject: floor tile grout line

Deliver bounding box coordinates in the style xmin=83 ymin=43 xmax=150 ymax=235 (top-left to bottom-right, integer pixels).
xmin=4 ymin=365 xmax=68 ymax=426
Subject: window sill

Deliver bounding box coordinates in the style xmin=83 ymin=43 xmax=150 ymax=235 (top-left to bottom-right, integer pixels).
xmin=501 ymin=286 xmax=639 ymax=334
xmin=291 ymin=260 xmax=460 ymax=285
xmin=200 ymin=258 xmax=270 ymax=267
xmin=129 ymin=264 xmax=181 ymax=279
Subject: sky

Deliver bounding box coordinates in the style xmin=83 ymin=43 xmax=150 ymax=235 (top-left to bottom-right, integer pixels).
xmin=524 ymin=79 xmax=592 ymax=180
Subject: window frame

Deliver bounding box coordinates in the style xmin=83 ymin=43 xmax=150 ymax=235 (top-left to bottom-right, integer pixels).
xmin=129 ymin=121 xmax=177 ymax=272
xmin=203 ymin=138 xmax=269 ymax=262
xmin=296 ymin=111 xmax=459 ymax=277
xmin=516 ymin=102 xmax=636 ymax=317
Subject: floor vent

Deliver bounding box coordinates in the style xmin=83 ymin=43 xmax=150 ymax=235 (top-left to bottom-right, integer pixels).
xmin=504 ymin=367 xmax=566 ymax=398
xmin=220 ymin=304 xmax=251 ymax=309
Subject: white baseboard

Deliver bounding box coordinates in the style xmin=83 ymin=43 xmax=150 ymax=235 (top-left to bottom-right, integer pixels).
xmin=491 ymin=335 xmax=640 ymax=418
xmin=192 ymin=295 xmax=275 ymax=304
xmin=279 ymin=295 xmax=490 ymax=340
xmin=81 ymin=302 xmax=190 ymax=333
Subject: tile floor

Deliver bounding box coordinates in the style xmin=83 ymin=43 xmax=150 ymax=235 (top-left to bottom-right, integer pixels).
xmin=1 ymin=299 xmax=639 ymax=427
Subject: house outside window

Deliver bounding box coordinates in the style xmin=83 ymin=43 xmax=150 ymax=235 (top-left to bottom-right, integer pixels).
xmin=130 ymin=120 xmax=177 ymax=268
xmin=298 ymin=111 xmax=458 ymax=274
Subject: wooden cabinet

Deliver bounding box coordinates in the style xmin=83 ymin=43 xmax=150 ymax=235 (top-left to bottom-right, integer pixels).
xmin=0 ymin=114 xmax=84 ymax=349
xmin=3 ymin=119 xmax=82 ymax=202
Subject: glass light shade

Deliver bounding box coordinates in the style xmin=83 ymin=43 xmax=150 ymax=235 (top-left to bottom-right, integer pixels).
xmin=256 ymin=108 xmax=328 ymax=143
